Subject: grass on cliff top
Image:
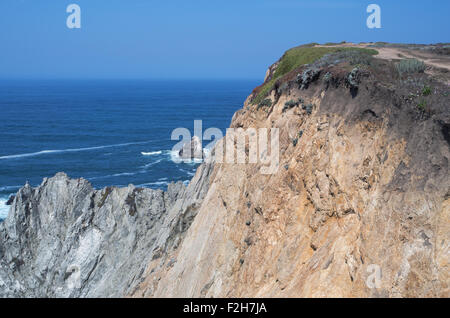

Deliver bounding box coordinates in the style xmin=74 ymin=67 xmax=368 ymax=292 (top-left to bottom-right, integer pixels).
xmin=252 ymin=46 xmax=378 ymax=105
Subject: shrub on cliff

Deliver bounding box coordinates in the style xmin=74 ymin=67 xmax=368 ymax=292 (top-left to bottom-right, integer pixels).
xmin=257 ymin=98 xmax=272 ymax=110
xmin=396 ymin=58 xmax=426 ymax=76
xmin=251 ymin=46 xmax=378 ymax=105
xmin=418 ymin=99 xmax=427 ymax=111
xmin=283 ymin=99 xmax=298 ymax=112
xmin=302 ymin=103 xmax=314 ymax=115
xmin=323 ymin=72 xmax=332 ymax=83
xmin=277 ymin=82 xmax=289 ymax=95
xmin=422 ymin=85 xmax=432 ymax=96
xmin=347 ymin=67 xmax=360 ymax=88
xmin=333 ymin=49 xmax=375 ymax=66
xmin=297 ymin=67 xmax=321 ymax=89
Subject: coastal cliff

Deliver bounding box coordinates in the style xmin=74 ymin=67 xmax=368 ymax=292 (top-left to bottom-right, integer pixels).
xmin=0 ymin=164 xmax=213 ymax=297
xmin=1 ymin=43 xmax=449 ymax=297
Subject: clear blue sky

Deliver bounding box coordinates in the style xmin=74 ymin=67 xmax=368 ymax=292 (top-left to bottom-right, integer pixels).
xmin=0 ymin=0 xmax=448 ymax=79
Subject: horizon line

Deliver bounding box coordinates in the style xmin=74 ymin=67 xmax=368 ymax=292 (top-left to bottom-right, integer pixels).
xmin=0 ymin=77 xmax=262 ymax=81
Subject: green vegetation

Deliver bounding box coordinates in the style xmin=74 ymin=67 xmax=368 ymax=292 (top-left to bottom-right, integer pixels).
xmin=422 ymin=85 xmax=432 ymax=96
xmin=323 ymin=72 xmax=332 ymax=84
xmin=418 ymin=100 xmax=427 ymax=111
xmin=282 ymin=99 xmax=298 ymax=112
xmin=257 ymin=98 xmax=272 ymax=110
xmin=332 ymin=50 xmax=375 ymax=66
xmin=396 ymin=58 xmax=426 ymax=76
xmin=292 ymin=130 xmax=305 ymax=146
xmin=252 ymin=46 xmax=378 ymax=105
xmin=323 ymin=41 xmax=347 ymax=46
xmin=302 ymin=103 xmax=314 ymax=115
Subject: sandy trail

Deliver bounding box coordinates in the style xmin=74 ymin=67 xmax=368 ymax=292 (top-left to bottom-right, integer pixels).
xmin=375 ymin=47 xmax=450 ymax=71
xmin=316 ymin=43 xmax=450 ymax=72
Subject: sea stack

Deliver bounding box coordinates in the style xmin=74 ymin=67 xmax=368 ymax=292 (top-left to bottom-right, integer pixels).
xmin=178 ymin=136 xmax=204 ymax=160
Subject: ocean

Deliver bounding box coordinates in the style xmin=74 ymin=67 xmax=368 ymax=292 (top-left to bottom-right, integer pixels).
xmin=0 ymin=79 xmax=258 ymax=221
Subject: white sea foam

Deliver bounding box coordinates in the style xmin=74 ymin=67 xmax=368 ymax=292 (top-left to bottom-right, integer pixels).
xmin=169 ymin=150 xmax=180 ymax=161
xmin=0 ymin=185 xmax=21 ymax=192
xmin=169 ymin=149 xmax=205 ymax=165
xmin=178 ymin=168 xmax=196 ymax=176
xmin=182 ymin=158 xmax=204 ymax=165
xmin=0 ymin=197 xmax=11 ymax=221
xmin=141 ymin=151 xmax=162 ymax=156
xmin=141 ymin=159 xmax=163 ymax=169
xmin=141 ymin=149 xmax=204 ymax=166
xmin=89 ymin=171 xmax=139 ymax=181
xmin=136 ymin=181 xmax=169 ymax=188
xmin=0 ymin=141 xmax=151 ymax=160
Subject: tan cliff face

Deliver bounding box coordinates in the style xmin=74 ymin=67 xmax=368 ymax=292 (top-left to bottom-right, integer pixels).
xmin=134 ymin=46 xmax=450 ymax=298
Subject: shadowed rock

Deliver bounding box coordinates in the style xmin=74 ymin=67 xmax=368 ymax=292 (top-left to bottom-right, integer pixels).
xmin=6 ymin=195 xmax=15 ymax=206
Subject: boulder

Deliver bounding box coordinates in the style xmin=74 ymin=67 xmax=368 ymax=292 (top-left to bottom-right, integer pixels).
xmin=6 ymin=195 xmax=15 ymax=205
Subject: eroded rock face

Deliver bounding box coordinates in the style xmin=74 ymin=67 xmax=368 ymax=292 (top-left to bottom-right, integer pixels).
xmin=0 ymin=161 xmax=213 ymax=297
xmin=133 ymin=55 xmax=449 ymax=298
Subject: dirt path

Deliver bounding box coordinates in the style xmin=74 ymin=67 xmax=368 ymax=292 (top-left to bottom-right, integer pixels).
xmin=316 ymin=43 xmax=450 ymax=72
xmin=375 ymin=47 xmax=450 ymax=72
xmin=316 ymin=43 xmax=450 ymax=84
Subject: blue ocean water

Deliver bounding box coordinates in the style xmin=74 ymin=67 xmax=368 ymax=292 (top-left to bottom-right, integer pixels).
xmin=0 ymin=79 xmax=258 ymax=221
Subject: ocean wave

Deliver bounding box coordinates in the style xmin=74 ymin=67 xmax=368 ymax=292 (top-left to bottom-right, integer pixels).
xmin=88 ymin=160 xmax=166 ymax=180
xmin=0 ymin=141 xmax=151 ymax=160
xmin=140 ymin=149 xmax=205 ymax=167
xmin=183 ymin=158 xmax=204 ymax=165
xmin=0 ymin=185 xmax=22 ymax=192
xmin=0 ymin=197 xmax=11 ymax=220
xmin=141 ymin=151 xmax=162 ymax=156
xmin=136 ymin=181 xmax=169 ymax=188
xmin=89 ymin=171 xmax=140 ymax=181
xmin=169 ymin=149 xmax=205 ymax=165
xmin=178 ymin=168 xmax=196 ymax=176
xmin=140 ymin=158 xmax=163 ymax=169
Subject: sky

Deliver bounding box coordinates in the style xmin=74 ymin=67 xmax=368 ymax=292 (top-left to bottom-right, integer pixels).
xmin=0 ymin=0 xmax=448 ymax=80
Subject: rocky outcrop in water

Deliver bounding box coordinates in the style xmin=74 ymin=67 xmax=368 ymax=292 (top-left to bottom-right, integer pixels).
xmin=179 ymin=136 xmax=204 ymax=160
